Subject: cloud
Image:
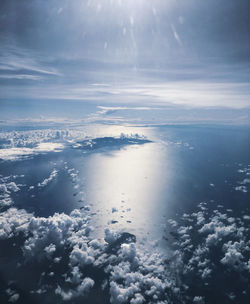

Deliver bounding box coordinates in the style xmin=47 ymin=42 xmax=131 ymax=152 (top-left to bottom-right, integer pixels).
xmin=0 ymin=0 xmax=249 ymax=116
xmin=0 ymin=205 xmax=179 ymax=303
xmin=167 ymin=201 xmax=250 ymax=302
xmin=193 ymin=296 xmax=205 ymax=304
xmin=171 ymin=24 xmax=182 ymax=47
xmin=38 ymin=169 xmax=58 ymax=188
xmin=221 ymin=241 xmax=246 ymax=270
xmin=0 ymin=208 xmax=32 ymax=239
xmin=97 ymin=106 xmax=159 ymax=115
xmin=55 ymin=277 xmax=95 ymax=301
xmin=1 ymin=44 xmax=250 ymax=111
xmin=0 ymin=44 xmax=61 ymax=80
xmin=0 ymin=143 xmax=64 ymax=161
xmin=240 ymin=178 xmax=250 ymax=185
xmin=0 ymin=74 xmax=43 ymax=80
xmin=0 ymin=127 xmax=67 ymax=160
xmin=0 ymin=196 xmax=249 ymax=303
xmin=6 ymin=289 xmax=20 ymax=303
xmin=235 ymin=185 xmax=247 ymax=193
xmin=0 ymin=127 xmax=151 ymax=163
xmin=0 ymin=181 xmax=20 ymax=207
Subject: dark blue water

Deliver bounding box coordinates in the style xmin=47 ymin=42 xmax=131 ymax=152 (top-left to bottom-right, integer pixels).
xmin=0 ymin=124 xmax=249 ymax=304
xmin=1 ymin=124 xmax=249 ymax=239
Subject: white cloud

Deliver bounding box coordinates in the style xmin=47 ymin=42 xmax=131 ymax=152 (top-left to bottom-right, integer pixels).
xmin=38 ymin=169 xmax=58 ymax=188
xmin=221 ymin=241 xmax=248 ymax=271
xmin=6 ymin=182 xmax=20 ymax=192
xmin=240 ymin=178 xmax=250 ymax=185
xmin=0 ymin=208 xmax=32 ymax=239
xmin=193 ymin=296 xmax=204 ymax=304
xmin=1 ymin=197 xmax=249 ymax=303
xmin=0 ymin=44 xmax=61 ymax=81
xmin=44 ymin=243 xmax=56 ymax=258
xmin=243 ymin=215 xmax=250 ymax=221
xmin=130 ymin=293 xmax=145 ymax=304
xmin=167 ymin=202 xmax=250 ymax=302
xmin=0 ymin=143 xmax=64 ymax=161
xmin=0 ymin=205 xmax=179 ymax=303
xmin=0 ymin=74 xmax=43 ymax=80
xmin=55 ymin=277 xmax=95 ymax=301
xmin=235 ymin=185 xmax=247 ymax=193
xmin=6 ymin=288 xmax=20 ymax=303
xmin=69 ymin=245 xmax=95 ymax=267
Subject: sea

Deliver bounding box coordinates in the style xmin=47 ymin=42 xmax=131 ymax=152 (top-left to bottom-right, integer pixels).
xmin=0 ymin=123 xmax=249 ymax=304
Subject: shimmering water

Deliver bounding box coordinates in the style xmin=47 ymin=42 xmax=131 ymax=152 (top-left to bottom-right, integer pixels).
xmin=0 ymin=124 xmax=250 ymax=303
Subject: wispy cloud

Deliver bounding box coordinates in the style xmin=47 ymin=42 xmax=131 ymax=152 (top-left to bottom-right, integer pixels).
xmin=1 ymin=78 xmax=249 ymax=109
xmin=171 ymin=24 xmax=183 ymax=47
xmin=97 ymin=106 xmax=160 ymax=115
xmin=0 ymin=0 xmax=250 ymax=122
xmin=0 ymin=74 xmax=43 ymax=80
xmin=0 ymin=44 xmax=61 ymax=82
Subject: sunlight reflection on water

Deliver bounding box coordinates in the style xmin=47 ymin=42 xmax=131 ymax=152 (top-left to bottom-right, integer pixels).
xmin=77 ymin=137 xmax=172 ymax=242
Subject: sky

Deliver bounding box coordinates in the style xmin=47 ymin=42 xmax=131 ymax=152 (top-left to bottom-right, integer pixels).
xmin=0 ymin=0 xmax=250 ymax=121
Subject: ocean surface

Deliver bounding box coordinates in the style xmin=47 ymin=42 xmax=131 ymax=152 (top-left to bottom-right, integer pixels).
xmin=0 ymin=124 xmax=250 ymax=304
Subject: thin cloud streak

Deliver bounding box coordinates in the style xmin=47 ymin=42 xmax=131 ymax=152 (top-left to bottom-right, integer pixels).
xmin=1 ymin=80 xmax=249 ymax=109
xmin=0 ymin=44 xmax=61 ymax=84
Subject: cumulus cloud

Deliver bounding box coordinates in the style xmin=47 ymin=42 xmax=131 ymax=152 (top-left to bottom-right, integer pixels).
xmin=0 ymin=128 xmax=70 ymax=161
xmin=38 ymin=169 xmax=58 ymax=188
xmin=0 ymin=127 xmax=151 ymax=162
xmin=221 ymin=240 xmax=248 ymax=271
xmin=193 ymin=296 xmax=204 ymax=304
xmin=0 ymin=143 xmax=64 ymax=161
xmin=235 ymin=167 xmax=250 ymax=193
xmin=44 ymin=243 xmax=56 ymax=258
xmin=240 ymin=178 xmax=250 ymax=185
xmin=235 ymin=185 xmax=247 ymax=193
xmin=0 ymin=181 xmax=20 ymax=207
xmin=0 ymin=205 xmax=180 ymax=304
xmin=1 ymin=196 xmax=249 ymax=304
xmin=55 ymin=277 xmax=94 ymax=301
xmin=6 ymin=288 xmax=20 ymax=303
xmin=167 ymin=202 xmax=250 ymax=303
xmin=0 ymin=208 xmax=32 ymax=239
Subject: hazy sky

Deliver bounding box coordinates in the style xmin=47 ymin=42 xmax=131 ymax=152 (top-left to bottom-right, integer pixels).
xmin=0 ymin=0 xmax=250 ymax=110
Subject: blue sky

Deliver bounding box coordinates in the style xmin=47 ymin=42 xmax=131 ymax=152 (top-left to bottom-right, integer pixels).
xmin=0 ymin=0 xmax=250 ymax=122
